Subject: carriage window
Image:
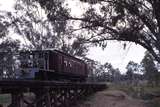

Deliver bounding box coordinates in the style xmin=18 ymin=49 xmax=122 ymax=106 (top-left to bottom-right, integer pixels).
xmin=68 ymin=62 xmax=72 ymax=67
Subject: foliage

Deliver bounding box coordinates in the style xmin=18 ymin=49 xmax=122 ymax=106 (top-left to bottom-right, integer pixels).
xmin=12 ymin=0 xmax=67 ymax=49
xmin=86 ymin=59 xmax=144 ymax=83
xmin=14 ymin=0 xmax=160 ymax=62
xmin=85 ymin=58 xmax=121 ymax=82
xmin=0 ymin=12 xmax=10 ymax=38
xmin=126 ymin=61 xmax=141 ymax=80
xmin=73 ymin=0 xmax=160 ymax=63
xmin=15 ymin=0 xmax=160 ymax=65
xmin=103 ymin=62 xmax=121 ymax=82
xmin=5 ymin=0 xmax=89 ymax=57
xmin=126 ymin=61 xmax=141 ymax=73
xmin=141 ymin=51 xmax=159 ymax=86
xmin=0 ymin=0 xmax=91 ymax=78
xmin=26 ymin=0 xmax=160 ymax=64
xmin=0 ymin=38 xmax=20 ymax=78
xmin=0 ymin=94 xmax=11 ymax=105
xmin=0 ymin=5 xmax=22 ymax=78
xmin=109 ymin=83 xmax=160 ymax=103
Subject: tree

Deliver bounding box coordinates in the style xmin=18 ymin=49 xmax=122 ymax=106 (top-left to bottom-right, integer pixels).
xmin=0 ymin=38 xmax=20 ymax=79
xmin=23 ymin=0 xmax=160 ymax=64
xmin=126 ymin=61 xmax=143 ymax=85
xmin=111 ymin=68 xmax=121 ymax=83
xmin=76 ymin=0 xmax=160 ymax=63
xmin=12 ymin=0 xmax=68 ymax=49
xmin=84 ymin=58 xmax=119 ymax=82
xmin=103 ymin=62 xmax=121 ymax=82
xmin=126 ymin=61 xmax=136 ymax=84
xmin=126 ymin=61 xmax=141 ymax=74
xmin=141 ymin=51 xmax=159 ymax=86
xmin=85 ymin=58 xmax=107 ymax=82
xmin=0 ymin=9 xmax=22 ymax=79
xmin=5 ymin=0 xmax=89 ymax=57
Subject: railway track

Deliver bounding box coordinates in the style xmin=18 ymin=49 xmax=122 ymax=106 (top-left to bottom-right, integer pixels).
xmin=0 ymin=80 xmax=107 ymax=107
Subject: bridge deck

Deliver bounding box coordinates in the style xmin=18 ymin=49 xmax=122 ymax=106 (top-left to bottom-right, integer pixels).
xmin=0 ymin=80 xmax=107 ymax=107
xmin=0 ymin=80 xmax=106 ymax=87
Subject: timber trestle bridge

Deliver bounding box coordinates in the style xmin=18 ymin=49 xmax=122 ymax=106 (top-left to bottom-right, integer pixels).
xmin=0 ymin=80 xmax=107 ymax=107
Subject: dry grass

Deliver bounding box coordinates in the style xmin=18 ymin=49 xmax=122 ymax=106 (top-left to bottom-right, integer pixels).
xmin=0 ymin=94 xmax=11 ymax=107
xmin=77 ymin=89 xmax=146 ymax=107
xmin=77 ymin=83 xmax=160 ymax=107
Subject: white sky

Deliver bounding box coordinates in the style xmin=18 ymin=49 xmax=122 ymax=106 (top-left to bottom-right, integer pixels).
xmin=0 ymin=0 xmax=146 ymax=73
xmin=0 ymin=0 xmax=15 ymax=12
xmin=87 ymin=41 xmax=146 ymax=72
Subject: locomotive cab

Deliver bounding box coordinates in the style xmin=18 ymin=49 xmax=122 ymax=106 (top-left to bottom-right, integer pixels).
xmin=19 ymin=50 xmax=50 ymax=79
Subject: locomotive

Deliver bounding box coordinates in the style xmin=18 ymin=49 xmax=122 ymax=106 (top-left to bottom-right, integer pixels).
xmin=19 ymin=50 xmax=88 ymax=81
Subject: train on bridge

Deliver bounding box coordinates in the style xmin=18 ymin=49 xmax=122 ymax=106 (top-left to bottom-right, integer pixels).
xmin=19 ymin=50 xmax=89 ymax=81
xmin=0 ymin=50 xmax=107 ymax=107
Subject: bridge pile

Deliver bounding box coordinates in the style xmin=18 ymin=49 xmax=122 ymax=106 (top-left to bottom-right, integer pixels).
xmin=0 ymin=80 xmax=107 ymax=107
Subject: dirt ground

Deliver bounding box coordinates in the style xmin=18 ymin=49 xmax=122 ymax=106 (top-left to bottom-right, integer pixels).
xmin=78 ymin=90 xmax=147 ymax=107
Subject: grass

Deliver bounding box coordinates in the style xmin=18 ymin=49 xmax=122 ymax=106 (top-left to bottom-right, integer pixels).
xmin=146 ymin=98 xmax=160 ymax=107
xmin=108 ymin=83 xmax=160 ymax=107
xmin=0 ymin=93 xmax=34 ymax=107
xmin=0 ymin=94 xmax=11 ymax=106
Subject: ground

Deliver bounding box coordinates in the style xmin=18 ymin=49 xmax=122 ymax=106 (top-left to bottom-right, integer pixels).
xmin=78 ymin=90 xmax=147 ymax=107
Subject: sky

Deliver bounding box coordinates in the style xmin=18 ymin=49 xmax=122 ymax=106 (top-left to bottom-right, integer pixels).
xmin=0 ymin=0 xmax=146 ymax=73
xmin=87 ymin=41 xmax=146 ymax=72
xmin=0 ymin=0 xmax=15 ymax=12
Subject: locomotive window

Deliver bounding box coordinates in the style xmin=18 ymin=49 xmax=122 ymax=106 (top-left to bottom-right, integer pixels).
xmin=20 ymin=52 xmax=46 ymax=69
xmin=45 ymin=53 xmax=49 ymax=60
xmin=30 ymin=55 xmax=33 ymax=59
xmin=3 ymin=57 xmax=7 ymax=61
xmin=33 ymin=60 xmax=38 ymax=67
xmin=38 ymin=59 xmax=45 ymax=69
xmin=39 ymin=53 xmax=45 ymax=58
xmin=20 ymin=53 xmax=31 ymax=68
xmin=36 ymin=53 xmax=45 ymax=69
xmin=64 ymin=60 xmax=67 ymax=66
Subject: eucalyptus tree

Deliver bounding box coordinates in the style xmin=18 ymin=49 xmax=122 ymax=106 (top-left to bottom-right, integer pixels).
xmin=141 ymin=51 xmax=159 ymax=86
xmin=0 ymin=39 xmax=20 ymax=78
xmin=9 ymin=0 xmax=89 ymax=57
xmin=0 ymin=9 xmax=21 ymax=78
xmin=77 ymin=0 xmax=160 ymax=63
xmin=126 ymin=61 xmax=138 ymax=84
xmin=126 ymin=61 xmax=141 ymax=75
xmin=25 ymin=0 xmax=160 ymax=63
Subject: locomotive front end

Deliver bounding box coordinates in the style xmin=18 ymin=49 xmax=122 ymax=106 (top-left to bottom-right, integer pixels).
xmin=19 ymin=50 xmax=50 ymax=79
